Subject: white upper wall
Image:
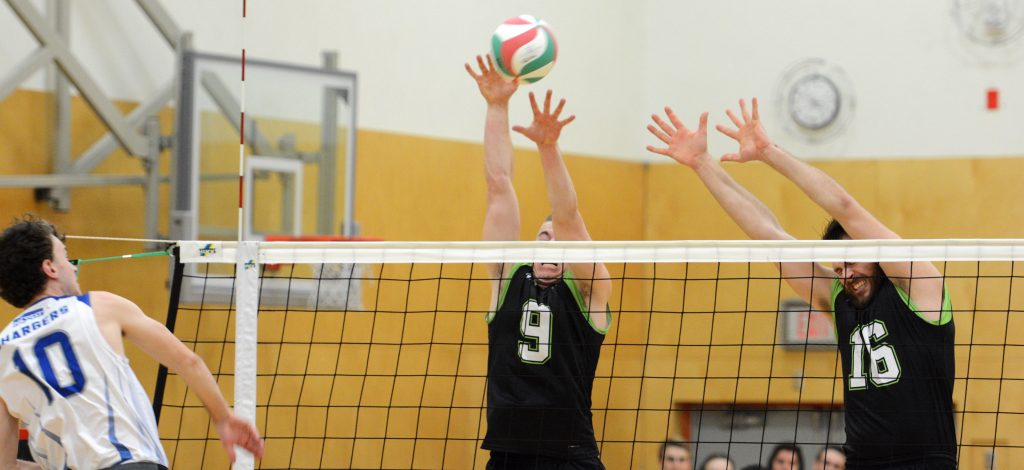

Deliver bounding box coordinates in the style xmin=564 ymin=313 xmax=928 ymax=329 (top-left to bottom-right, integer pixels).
xmin=2 ymin=0 xmax=1022 ymax=161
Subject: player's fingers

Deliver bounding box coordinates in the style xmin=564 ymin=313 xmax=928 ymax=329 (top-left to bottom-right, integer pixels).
xmin=665 ymin=107 xmax=687 ymax=131
xmin=528 ymin=92 xmax=540 ymax=116
xmin=721 ymin=153 xmax=740 ymax=162
xmin=553 ymin=98 xmax=566 ymax=118
xmin=740 ymin=98 xmax=751 ymax=123
xmin=697 ymin=112 xmax=709 ymax=134
xmin=511 ymin=125 xmax=528 ymax=136
xmin=247 ymin=437 xmax=262 ymax=455
xmin=725 ymin=109 xmax=743 ymax=128
xmin=715 ymin=124 xmax=739 ymax=140
xmin=652 ymin=114 xmax=675 ymax=136
xmin=483 ymin=54 xmax=494 ymax=73
xmin=751 ymin=97 xmax=760 ymax=121
xmin=647 ymin=124 xmax=672 ymax=144
xmin=558 ymin=114 xmax=576 ymax=127
xmin=543 ymin=90 xmax=553 ymax=114
xmin=645 ymin=145 xmax=672 ymax=157
xmin=464 ymin=62 xmax=480 ymax=79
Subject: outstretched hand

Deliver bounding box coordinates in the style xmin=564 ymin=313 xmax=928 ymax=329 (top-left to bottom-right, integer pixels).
xmin=512 ymin=90 xmax=576 ymax=147
xmin=715 ymin=97 xmax=773 ymax=163
xmin=216 ymin=413 xmax=265 ymax=462
xmin=645 ymin=107 xmax=710 ymax=168
xmin=465 ymin=54 xmax=518 ymax=105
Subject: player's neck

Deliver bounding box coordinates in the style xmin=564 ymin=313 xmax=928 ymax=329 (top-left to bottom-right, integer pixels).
xmin=27 ymin=284 xmax=72 ymax=306
xmin=534 ymin=278 xmax=558 ymax=289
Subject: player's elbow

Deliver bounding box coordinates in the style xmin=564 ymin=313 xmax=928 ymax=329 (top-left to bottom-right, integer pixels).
xmin=485 ymin=171 xmax=514 ymax=192
xmin=745 ymin=221 xmax=791 ymax=242
xmin=831 ymin=190 xmax=858 ymax=217
xmin=174 ymin=350 xmax=207 ymax=378
xmin=550 ymin=206 xmax=581 ymax=227
xmin=550 ymin=195 xmax=580 ymax=217
xmin=486 ymin=177 xmax=515 ymax=200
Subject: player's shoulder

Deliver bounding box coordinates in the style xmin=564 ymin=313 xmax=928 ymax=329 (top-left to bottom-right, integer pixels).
xmin=87 ymin=291 xmax=143 ymax=316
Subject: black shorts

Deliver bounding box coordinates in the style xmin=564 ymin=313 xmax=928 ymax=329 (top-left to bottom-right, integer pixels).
xmin=487 ymin=451 xmax=605 ymax=470
xmin=847 ymin=459 xmax=956 ymax=470
xmin=100 ymin=463 xmax=168 ymax=470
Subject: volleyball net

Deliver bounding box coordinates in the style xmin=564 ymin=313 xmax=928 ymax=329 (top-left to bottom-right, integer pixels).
xmin=155 ymin=239 xmax=1024 ymax=469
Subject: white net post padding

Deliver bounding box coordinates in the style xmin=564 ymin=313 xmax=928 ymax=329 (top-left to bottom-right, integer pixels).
xmin=232 ymin=241 xmax=259 ymax=470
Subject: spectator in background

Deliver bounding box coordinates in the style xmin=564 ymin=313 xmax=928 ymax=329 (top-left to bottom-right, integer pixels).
xmin=659 ymin=439 xmax=693 ymax=470
xmin=812 ymin=446 xmax=846 ymax=470
xmin=700 ymin=453 xmax=736 ymax=470
xmin=768 ymin=444 xmax=804 ymax=470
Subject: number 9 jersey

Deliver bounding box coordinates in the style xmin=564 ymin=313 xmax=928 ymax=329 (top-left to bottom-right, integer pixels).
xmin=0 ymin=294 xmax=167 ymax=469
xmin=482 ymin=264 xmax=611 ymax=460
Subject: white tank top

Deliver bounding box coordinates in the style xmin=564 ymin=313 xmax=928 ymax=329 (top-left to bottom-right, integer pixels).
xmin=0 ymin=294 xmax=167 ymax=469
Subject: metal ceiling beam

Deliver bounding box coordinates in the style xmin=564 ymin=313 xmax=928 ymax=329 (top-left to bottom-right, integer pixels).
xmin=0 ymin=48 xmax=53 ymax=103
xmin=0 ymin=174 xmax=148 ymax=188
xmin=135 ymin=0 xmax=181 ymax=49
xmin=6 ymin=0 xmax=147 ymax=156
xmin=60 ymin=0 xmax=182 ymax=176
xmin=49 ymin=0 xmax=72 ymax=211
xmin=70 ymin=83 xmax=174 ymax=174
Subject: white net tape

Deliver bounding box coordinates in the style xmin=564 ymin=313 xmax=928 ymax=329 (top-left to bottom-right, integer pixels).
xmin=179 ymin=239 xmax=1024 ymax=264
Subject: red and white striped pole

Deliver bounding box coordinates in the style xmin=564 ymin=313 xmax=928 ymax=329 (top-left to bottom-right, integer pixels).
xmin=237 ymin=0 xmax=247 ymax=243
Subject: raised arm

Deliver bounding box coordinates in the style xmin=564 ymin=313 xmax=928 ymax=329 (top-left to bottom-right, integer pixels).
xmin=726 ymin=99 xmax=944 ymax=318
xmin=466 ymin=54 xmax=520 ymax=299
xmin=91 ymin=292 xmax=265 ymax=462
xmin=646 ymin=105 xmax=834 ymax=311
xmin=513 ymin=91 xmax=611 ymax=325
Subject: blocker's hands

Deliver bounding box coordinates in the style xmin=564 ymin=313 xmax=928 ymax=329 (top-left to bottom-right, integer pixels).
xmin=645 ymin=107 xmax=711 ymax=168
xmin=512 ymin=90 xmax=575 ymax=147
xmin=715 ymin=97 xmax=774 ymax=163
xmin=465 ymin=54 xmax=518 ymax=105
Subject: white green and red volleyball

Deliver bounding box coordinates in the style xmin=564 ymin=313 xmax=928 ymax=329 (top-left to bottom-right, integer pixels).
xmin=491 ymin=15 xmax=558 ymax=84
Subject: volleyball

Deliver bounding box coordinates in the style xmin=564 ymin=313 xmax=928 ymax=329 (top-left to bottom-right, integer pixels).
xmin=491 ymin=15 xmax=558 ymax=84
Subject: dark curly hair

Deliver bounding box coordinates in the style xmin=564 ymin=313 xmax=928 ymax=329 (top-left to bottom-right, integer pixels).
xmin=0 ymin=216 xmax=61 ymax=308
xmin=822 ymin=218 xmax=848 ymax=241
xmin=768 ymin=443 xmax=805 ymax=470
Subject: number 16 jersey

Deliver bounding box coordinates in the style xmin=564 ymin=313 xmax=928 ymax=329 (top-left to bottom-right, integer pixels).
xmin=0 ymin=294 xmax=167 ymax=470
xmin=482 ymin=264 xmax=610 ymax=460
xmin=831 ymin=277 xmax=956 ymax=467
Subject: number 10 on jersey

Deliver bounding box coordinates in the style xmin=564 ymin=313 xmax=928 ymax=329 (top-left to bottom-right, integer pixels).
xmin=518 ymin=300 xmax=552 ymax=364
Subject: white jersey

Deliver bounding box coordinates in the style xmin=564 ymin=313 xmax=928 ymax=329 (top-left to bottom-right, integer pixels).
xmin=0 ymin=294 xmax=167 ymax=469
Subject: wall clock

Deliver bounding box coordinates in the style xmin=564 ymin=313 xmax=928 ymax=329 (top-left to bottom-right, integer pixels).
xmin=776 ymin=58 xmax=855 ymax=143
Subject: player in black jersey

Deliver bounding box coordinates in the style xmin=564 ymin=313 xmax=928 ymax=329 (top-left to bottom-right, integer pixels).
xmin=645 ymin=99 xmax=954 ymax=470
xmin=466 ymin=55 xmax=612 ymax=469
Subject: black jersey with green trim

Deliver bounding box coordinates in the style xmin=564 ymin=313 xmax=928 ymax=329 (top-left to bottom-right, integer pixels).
xmin=482 ymin=264 xmax=609 ymax=459
xmin=831 ymin=276 xmax=956 ymax=466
